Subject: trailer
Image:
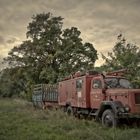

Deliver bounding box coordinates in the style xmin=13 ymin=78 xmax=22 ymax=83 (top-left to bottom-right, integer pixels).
xmin=32 ymin=84 xmax=58 ymax=109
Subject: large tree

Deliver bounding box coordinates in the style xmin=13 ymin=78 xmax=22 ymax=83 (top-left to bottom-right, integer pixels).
xmin=102 ymin=34 xmax=140 ymax=86
xmin=2 ymin=13 xmax=97 ymax=97
xmin=5 ymin=13 xmax=98 ymax=83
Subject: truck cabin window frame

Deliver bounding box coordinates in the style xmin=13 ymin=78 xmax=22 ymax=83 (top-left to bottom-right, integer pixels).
xmin=105 ymin=77 xmax=133 ymax=89
xmin=76 ymin=79 xmax=83 ymax=91
xmin=92 ymin=79 xmax=102 ymax=89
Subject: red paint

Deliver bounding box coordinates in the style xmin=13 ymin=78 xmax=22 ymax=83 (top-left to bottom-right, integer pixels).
xmin=58 ymin=72 xmax=140 ymax=115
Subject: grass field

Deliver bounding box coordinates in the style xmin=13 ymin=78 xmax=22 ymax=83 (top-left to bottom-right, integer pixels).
xmin=0 ymin=98 xmax=140 ymax=140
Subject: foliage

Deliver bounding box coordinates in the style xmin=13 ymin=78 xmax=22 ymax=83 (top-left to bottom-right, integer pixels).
xmin=102 ymin=34 xmax=140 ymax=86
xmin=0 ymin=67 xmax=33 ymax=99
xmin=0 ymin=13 xmax=97 ymax=97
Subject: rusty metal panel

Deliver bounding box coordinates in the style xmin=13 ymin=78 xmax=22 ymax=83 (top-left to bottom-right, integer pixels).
xmin=32 ymin=92 xmax=43 ymax=108
xmin=32 ymin=84 xmax=58 ymax=108
xmin=43 ymin=84 xmax=58 ymax=102
xmin=58 ymin=75 xmax=93 ymax=108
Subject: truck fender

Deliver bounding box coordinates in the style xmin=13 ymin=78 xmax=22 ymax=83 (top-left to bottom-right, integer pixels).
xmin=97 ymin=101 xmax=124 ymax=119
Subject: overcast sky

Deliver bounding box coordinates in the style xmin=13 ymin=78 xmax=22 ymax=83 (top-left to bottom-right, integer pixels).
xmin=0 ymin=0 xmax=140 ymax=68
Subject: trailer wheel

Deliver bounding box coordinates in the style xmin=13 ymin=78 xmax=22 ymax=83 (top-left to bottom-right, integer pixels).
xmin=66 ymin=106 xmax=73 ymax=116
xmin=102 ymin=109 xmax=118 ymax=127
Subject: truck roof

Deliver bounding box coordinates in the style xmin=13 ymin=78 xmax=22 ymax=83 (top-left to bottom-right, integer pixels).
xmin=60 ymin=69 xmax=127 ymax=82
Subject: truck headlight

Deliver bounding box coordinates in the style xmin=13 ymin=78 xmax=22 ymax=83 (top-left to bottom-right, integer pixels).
xmin=119 ymin=107 xmax=125 ymax=113
xmin=124 ymin=105 xmax=130 ymax=112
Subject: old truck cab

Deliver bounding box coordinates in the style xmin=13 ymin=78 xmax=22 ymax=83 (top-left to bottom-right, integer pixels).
xmin=91 ymin=75 xmax=140 ymax=109
xmin=104 ymin=76 xmax=140 ymax=115
xmin=90 ymin=73 xmax=140 ymax=127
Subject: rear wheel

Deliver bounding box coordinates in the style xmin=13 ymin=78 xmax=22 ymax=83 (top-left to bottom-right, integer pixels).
xmin=66 ymin=106 xmax=73 ymax=116
xmin=102 ymin=109 xmax=118 ymax=127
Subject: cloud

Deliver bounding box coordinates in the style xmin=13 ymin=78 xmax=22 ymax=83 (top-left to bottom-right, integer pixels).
xmin=6 ymin=37 xmax=18 ymax=44
xmin=0 ymin=36 xmax=5 ymax=44
xmin=0 ymin=0 xmax=140 ymax=67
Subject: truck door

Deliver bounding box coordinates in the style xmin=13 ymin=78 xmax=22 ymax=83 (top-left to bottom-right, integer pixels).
xmin=76 ymin=78 xmax=83 ymax=107
xmin=90 ymin=78 xmax=105 ymax=109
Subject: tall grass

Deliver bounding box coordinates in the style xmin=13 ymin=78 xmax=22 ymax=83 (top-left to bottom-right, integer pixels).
xmin=0 ymin=98 xmax=140 ymax=140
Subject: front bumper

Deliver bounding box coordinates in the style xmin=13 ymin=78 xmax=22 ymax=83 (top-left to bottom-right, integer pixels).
xmin=118 ymin=112 xmax=140 ymax=119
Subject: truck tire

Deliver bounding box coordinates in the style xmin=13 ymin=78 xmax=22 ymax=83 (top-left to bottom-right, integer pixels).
xmin=102 ymin=109 xmax=118 ymax=127
xmin=66 ymin=106 xmax=73 ymax=116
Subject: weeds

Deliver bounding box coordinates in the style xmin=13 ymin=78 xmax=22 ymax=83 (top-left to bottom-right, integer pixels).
xmin=0 ymin=98 xmax=140 ymax=140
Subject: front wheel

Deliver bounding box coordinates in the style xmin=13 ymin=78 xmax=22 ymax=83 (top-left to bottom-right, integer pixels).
xmin=102 ymin=109 xmax=118 ymax=127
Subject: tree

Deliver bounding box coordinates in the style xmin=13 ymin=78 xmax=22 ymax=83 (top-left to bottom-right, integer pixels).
xmin=102 ymin=34 xmax=140 ymax=86
xmin=0 ymin=67 xmax=26 ymax=97
xmin=5 ymin=13 xmax=97 ymax=82
xmin=2 ymin=13 xmax=98 ymax=97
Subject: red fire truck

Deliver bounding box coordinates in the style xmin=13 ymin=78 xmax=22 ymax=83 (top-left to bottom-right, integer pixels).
xmin=58 ymin=70 xmax=140 ymax=127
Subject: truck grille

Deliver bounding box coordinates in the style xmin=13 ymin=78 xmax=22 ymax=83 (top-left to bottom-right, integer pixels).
xmin=135 ymin=93 xmax=140 ymax=104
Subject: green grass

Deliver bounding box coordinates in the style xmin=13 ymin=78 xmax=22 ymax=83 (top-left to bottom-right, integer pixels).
xmin=0 ymin=98 xmax=140 ymax=140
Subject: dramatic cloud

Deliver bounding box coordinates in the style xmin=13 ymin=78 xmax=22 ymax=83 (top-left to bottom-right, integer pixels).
xmin=0 ymin=0 xmax=140 ymax=66
xmin=6 ymin=37 xmax=19 ymax=44
xmin=0 ymin=36 xmax=5 ymax=44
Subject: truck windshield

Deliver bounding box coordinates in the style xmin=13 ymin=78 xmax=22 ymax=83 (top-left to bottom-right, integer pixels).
xmin=105 ymin=78 xmax=133 ymax=89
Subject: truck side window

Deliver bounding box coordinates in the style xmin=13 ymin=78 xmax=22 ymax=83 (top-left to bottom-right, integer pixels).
xmin=76 ymin=79 xmax=83 ymax=90
xmin=93 ymin=79 xmax=102 ymax=89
